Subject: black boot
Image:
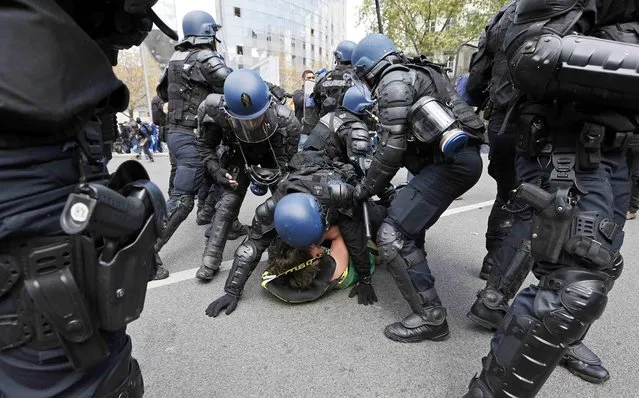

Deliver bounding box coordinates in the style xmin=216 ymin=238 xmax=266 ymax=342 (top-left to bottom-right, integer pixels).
xmin=383 ymin=287 xmax=449 ymax=343
xmin=560 ymin=342 xmax=610 ymax=384
xmin=152 ymin=252 xmax=169 ymax=280
xmin=196 ymin=206 xmax=214 ymax=225
xmin=227 ymin=219 xmax=249 ymax=240
xmin=468 ymin=240 xmax=533 ymax=330
xmin=467 ymin=286 xmax=507 ymax=330
xmin=463 ymin=376 xmax=492 ymax=398
xmin=384 ymin=305 xmax=450 ymax=343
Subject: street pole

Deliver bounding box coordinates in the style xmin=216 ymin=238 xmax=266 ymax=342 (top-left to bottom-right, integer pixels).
xmin=140 ymin=44 xmax=153 ymax=122
xmin=375 ymin=0 xmax=384 ymax=34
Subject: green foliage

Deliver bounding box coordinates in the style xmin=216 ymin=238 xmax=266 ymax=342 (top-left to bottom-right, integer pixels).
xmin=359 ymin=0 xmax=510 ymax=56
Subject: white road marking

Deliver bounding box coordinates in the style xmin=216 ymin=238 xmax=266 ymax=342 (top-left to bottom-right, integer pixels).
xmin=148 ymin=199 xmax=495 ymax=290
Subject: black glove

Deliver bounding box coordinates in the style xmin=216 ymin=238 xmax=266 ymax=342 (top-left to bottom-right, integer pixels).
xmin=214 ymin=168 xmax=233 ymax=187
xmin=205 ymin=293 xmax=239 ymax=317
xmin=348 ymin=275 xmax=378 ymax=306
xmin=353 ymin=182 xmax=372 ymax=203
xmin=270 ymin=85 xmax=287 ymax=102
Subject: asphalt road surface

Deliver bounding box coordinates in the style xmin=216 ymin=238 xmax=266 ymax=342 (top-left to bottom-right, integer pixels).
xmin=110 ymin=153 xmax=639 ymax=398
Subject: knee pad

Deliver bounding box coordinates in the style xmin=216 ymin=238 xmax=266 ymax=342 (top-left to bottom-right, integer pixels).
xmin=537 ymin=268 xmax=609 ymax=342
xmin=235 ymin=240 xmax=259 ymax=263
xmin=180 ymin=195 xmax=194 ymax=213
xmin=376 ymin=222 xmax=403 ymax=264
xmin=168 ymin=194 xmax=194 ymax=218
xmin=256 ymin=197 xmax=276 ymax=225
xmin=251 ymin=198 xmax=276 ymax=239
xmin=605 ymin=254 xmax=623 ymax=291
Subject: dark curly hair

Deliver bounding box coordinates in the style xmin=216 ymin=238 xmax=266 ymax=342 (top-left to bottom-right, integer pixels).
xmin=266 ymin=237 xmax=320 ymax=289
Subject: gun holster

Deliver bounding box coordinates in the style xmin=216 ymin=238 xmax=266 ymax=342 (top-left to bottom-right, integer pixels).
xmin=0 ymin=161 xmax=166 ymax=370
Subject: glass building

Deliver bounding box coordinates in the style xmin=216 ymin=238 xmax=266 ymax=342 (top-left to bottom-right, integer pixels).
xmin=215 ymin=0 xmax=347 ymax=70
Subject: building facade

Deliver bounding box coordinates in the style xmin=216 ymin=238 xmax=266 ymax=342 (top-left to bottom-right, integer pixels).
xmin=215 ymin=0 xmax=347 ymax=71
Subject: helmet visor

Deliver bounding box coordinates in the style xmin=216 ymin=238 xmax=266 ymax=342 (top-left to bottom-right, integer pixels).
xmin=230 ymin=106 xmax=276 ymax=143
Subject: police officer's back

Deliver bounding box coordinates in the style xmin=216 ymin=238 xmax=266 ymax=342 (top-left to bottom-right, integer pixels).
xmin=310 ymin=41 xmax=357 ymax=119
xmin=153 ymin=11 xmax=233 ymax=276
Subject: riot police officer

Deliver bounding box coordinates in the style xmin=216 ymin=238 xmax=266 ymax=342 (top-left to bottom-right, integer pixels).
xmin=465 ymin=3 xmax=517 ymax=282
xmin=309 ymin=40 xmax=357 ymax=121
xmin=303 ymin=85 xmax=375 ymax=167
xmin=155 ymin=10 xmax=232 ymax=278
xmin=464 ymin=1 xmax=636 ymax=395
xmin=204 ymin=150 xmax=379 ymax=316
xmin=0 ymin=1 xmax=169 ymax=396
xmin=351 ymin=34 xmax=485 ymax=342
xmin=194 ymin=70 xmax=300 ymax=280
xmin=465 ymin=2 xmax=614 ymax=385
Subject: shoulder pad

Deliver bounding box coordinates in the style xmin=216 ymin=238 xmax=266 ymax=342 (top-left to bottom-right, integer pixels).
xmin=335 ymin=111 xmax=359 ymax=123
xmin=514 ymin=0 xmax=580 ymax=24
xmin=380 ymin=64 xmax=411 ymax=78
xmin=204 ymin=94 xmax=225 ymax=119
xmin=168 ymin=50 xmax=192 ymax=63
xmin=197 ymin=49 xmax=219 ymax=62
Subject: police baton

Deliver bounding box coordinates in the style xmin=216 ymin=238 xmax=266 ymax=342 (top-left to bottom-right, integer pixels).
xmin=362 ymin=201 xmax=372 ymax=240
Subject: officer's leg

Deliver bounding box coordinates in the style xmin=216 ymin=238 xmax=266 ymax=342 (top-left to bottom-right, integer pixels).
xmin=466 ymin=151 xmax=624 ymax=397
xmin=480 ymin=119 xmax=516 ymax=279
xmin=627 ymin=148 xmax=639 ymax=217
xmin=155 ymin=133 xmax=204 ymax=270
xmin=196 ymin=169 xmax=249 ymax=280
xmin=168 ymin=150 xmax=177 ymax=197
xmin=558 ymin=149 xmax=629 ymax=384
xmin=196 ymin=173 xmax=214 ymax=225
xmin=380 ymin=146 xmax=482 ymax=342
xmin=468 ymin=154 xmax=540 ymax=329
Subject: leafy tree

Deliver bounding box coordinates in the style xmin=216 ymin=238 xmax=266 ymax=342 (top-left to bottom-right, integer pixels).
xmin=359 ymin=0 xmax=510 ymax=56
xmin=113 ymin=47 xmax=161 ymax=120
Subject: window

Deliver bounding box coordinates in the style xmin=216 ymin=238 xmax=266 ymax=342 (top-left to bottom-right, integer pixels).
xmin=251 ymin=30 xmax=257 ymax=39
xmin=267 ymin=36 xmax=272 ymax=42
xmin=291 ymin=37 xmax=296 ymax=48
xmin=234 ymin=7 xmax=241 ymax=17
xmin=303 ymin=57 xmax=307 ymax=65
xmin=302 ymin=42 xmax=306 ymax=50
xmin=319 ymin=47 xmax=322 ymax=56
xmin=292 ymin=55 xmax=296 ymax=63
xmin=236 ymin=45 xmax=244 ymax=55
xmin=311 ymin=28 xmax=315 ymax=37
xmin=311 ymin=44 xmax=315 ymax=52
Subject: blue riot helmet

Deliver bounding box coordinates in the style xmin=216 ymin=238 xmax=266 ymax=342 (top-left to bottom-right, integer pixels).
xmin=180 ymin=11 xmax=219 ymax=46
xmin=408 ymin=96 xmax=470 ymax=157
xmin=274 ymin=193 xmax=327 ymax=249
xmin=334 ymin=40 xmax=356 ymax=65
xmin=342 ymin=84 xmax=375 ymax=115
xmin=224 ymin=69 xmax=273 ymax=143
xmin=224 ymin=70 xmax=282 ymax=186
xmin=351 ymin=34 xmax=402 ymax=88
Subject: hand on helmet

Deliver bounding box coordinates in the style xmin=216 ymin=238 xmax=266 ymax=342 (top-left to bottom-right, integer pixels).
xmin=205 ymin=293 xmax=239 ymax=317
xmin=215 ymin=168 xmax=238 ymax=189
xmin=348 ymin=275 xmax=378 ymax=306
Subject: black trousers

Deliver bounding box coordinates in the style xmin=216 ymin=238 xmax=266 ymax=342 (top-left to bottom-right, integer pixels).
xmin=0 ymin=143 xmax=136 ymax=397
